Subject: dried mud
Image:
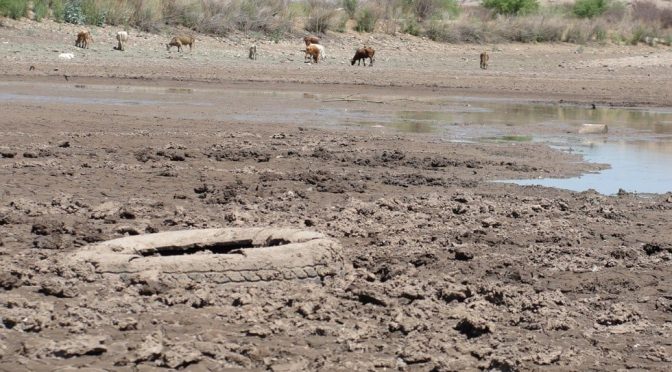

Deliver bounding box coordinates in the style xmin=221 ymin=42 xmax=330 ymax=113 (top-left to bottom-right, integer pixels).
xmin=1 ymin=20 xmax=672 ymax=372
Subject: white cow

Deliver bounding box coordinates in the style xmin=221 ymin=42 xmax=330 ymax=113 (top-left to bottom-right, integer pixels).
xmin=116 ymin=31 xmax=129 ymax=51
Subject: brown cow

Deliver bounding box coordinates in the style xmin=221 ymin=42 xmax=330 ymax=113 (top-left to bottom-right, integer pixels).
xmin=351 ymin=47 xmax=375 ymax=66
xmin=303 ymin=44 xmax=321 ymax=64
xmin=75 ymin=30 xmax=93 ymax=49
xmin=303 ymin=35 xmax=320 ymax=46
xmin=480 ymin=51 xmax=489 ymax=70
xmin=166 ymin=35 xmax=195 ymax=52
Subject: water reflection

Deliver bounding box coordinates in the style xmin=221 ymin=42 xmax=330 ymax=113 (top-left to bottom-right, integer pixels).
xmin=397 ymin=104 xmax=672 ymax=134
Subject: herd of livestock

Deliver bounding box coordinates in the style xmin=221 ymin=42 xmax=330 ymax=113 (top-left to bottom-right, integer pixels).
xmin=74 ymin=30 xmax=493 ymax=69
xmin=74 ymin=30 xmax=377 ymax=67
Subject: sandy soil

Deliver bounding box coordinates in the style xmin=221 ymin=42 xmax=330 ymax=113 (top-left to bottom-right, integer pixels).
xmin=1 ymin=19 xmax=672 ymax=371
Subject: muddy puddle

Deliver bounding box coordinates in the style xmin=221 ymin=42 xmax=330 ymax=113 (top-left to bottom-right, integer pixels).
xmin=1 ymin=80 xmax=670 ymax=194
xmin=387 ymin=103 xmax=672 ymax=195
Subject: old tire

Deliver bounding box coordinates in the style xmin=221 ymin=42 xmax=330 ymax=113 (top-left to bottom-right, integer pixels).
xmin=69 ymin=228 xmax=345 ymax=284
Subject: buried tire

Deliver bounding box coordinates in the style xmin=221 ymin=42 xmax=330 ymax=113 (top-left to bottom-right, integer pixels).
xmin=68 ymin=228 xmax=346 ymax=284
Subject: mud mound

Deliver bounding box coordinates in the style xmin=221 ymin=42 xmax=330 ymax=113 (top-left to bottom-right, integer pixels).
xmin=67 ymin=228 xmax=345 ymax=284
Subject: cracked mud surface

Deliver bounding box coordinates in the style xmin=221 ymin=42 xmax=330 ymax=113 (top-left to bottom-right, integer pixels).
xmin=1 ymin=20 xmax=672 ymax=371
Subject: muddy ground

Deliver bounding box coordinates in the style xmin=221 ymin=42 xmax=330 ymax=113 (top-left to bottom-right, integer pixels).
xmin=1 ymin=19 xmax=672 ymax=371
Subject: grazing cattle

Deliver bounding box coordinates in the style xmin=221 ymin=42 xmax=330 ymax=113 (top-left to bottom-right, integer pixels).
xmin=314 ymin=44 xmax=326 ymax=61
xmin=249 ymin=44 xmax=257 ymax=60
xmin=116 ymin=31 xmax=129 ymax=51
xmin=303 ymin=44 xmax=321 ymax=63
xmin=303 ymin=35 xmax=320 ymax=46
xmin=166 ymin=35 xmax=195 ymax=52
xmin=351 ymin=47 xmax=375 ymax=66
xmin=75 ymin=30 xmax=92 ymax=49
xmin=304 ymin=44 xmax=325 ymax=62
xmin=480 ymin=51 xmax=489 ymax=70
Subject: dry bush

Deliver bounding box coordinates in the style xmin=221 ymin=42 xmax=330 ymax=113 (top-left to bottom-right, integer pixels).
xmin=129 ymin=0 xmax=163 ymax=32
xmin=356 ymin=1 xmax=383 ymax=32
xmin=601 ymin=1 xmax=625 ymax=23
xmin=454 ymin=22 xmax=487 ymax=43
xmin=163 ymin=0 xmax=203 ymax=29
xmin=102 ymin=0 xmax=134 ymax=26
xmin=563 ymin=19 xmax=598 ymax=43
xmin=425 ymin=20 xmax=458 ymax=42
xmin=305 ymin=0 xmax=338 ymax=33
xmin=197 ymin=0 xmax=238 ymax=35
xmin=632 ymin=0 xmax=672 ymax=28
xmin=490 ymin=16 xmax=565 ymax=42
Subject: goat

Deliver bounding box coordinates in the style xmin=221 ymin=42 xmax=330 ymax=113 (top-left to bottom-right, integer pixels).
xmin=351 ymin=47 xmax=375 ymax=66
xmin=249 ymin=44 xmax=257 ymax=60
xmin=303 ymin=44 xmax=321 ymax=64
xmin=166 ymin=36 xmax=195 ymax=52
xmin=303 ymin=35 xmax=320 ymax=46
xmin=480 ymin=51 xmax=489 ymax=70
xmin=75 ymin=30 xmax=92 ymax=49
xmin=116 ymin=31 xmax=129 ymax=51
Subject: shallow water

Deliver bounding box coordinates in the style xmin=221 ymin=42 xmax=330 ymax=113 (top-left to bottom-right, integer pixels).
xmin=1 ymin=81 xmax=671 ymax=194
xmin=390 ymin=105 xmax=672 ymax=195
xmin=505 ymin=139 xmax=672 ymax=195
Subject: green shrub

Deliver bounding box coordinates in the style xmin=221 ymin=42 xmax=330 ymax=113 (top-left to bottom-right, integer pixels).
xmin=51 ymin=0 xmax=65 ymax=22
xmin=573 ymin=0 xmax=608 ymax=19
xmin=403 ymin=18 xmax=421 ymax=36
xmin=81 ymin=0 xmax=106 ymax=26
xmin=0 ymin=0 xmax=28 ymax=19
xmin=355 ymin=5 xmax=380 ymax=32
xmin=64 ymin=0 xmax=85 ymax=24
xmin=343 ymin=0 xmax=357 ymax=19
xmin=410 ymin=0 xmax=460 ymax=20
xmin=482 ymin=0 xmax=539 ymax=15
xmin=33 ymin=0 xmax=49 ymax=21
xmin=102 ymin=0 xmax=133 ymax=26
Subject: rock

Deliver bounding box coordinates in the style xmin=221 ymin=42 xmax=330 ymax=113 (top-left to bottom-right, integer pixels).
xmin=33 ymin=235 xmax=67 ymax=250
xmin=90 ymin=201 xmax=122 ymax=220
xmin=454 ymin=248 xmax=474 ymax=261
xmin=132 ymin=331 xmax=164 ymax=363
xmin=50 ymin=335 xmax=107 ymax=358
xmin=0 ymin=147 xmax=17 ymax=158
xmin=578 ymin=124 xmax=608 ymax=134
xmin=39 ymin=278 xmax=79 ymax=298
xmin=162 ymin=344 xmax=201 ymax=369
xmin=596 ymin=303 xmax=640 ymax=326
xmin=114 ymin=317 xmax=138 ymax=331
xmin=455 ymin=315 xmax=494 ymax=338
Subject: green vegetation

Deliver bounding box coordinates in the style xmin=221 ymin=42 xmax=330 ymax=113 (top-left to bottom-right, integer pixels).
xmin=408 ymin=0 xmax=461 ymax=19
xmin=51 ymin=0 xmax=65 ymax=22
xmin=482 ymin=0 xmax=539 ymax=15
xmin=33 ymin=0 xmax=49 ymax=21
xmin=63 ymin=0 xmax=84 ymax=24
xmin=573 ymin=0 xmax=609 ymax=19
xmin=343 ymin=0 xmax=358 ymax=19
xmin=0 ymin=0 xmax=669 ymax=46
xmin=0 ymin=0 xmax=28 ymax=19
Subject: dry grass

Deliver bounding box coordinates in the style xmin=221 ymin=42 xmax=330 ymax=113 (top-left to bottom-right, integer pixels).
xmin=2 ymin=0 xmax=671 ymax=44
